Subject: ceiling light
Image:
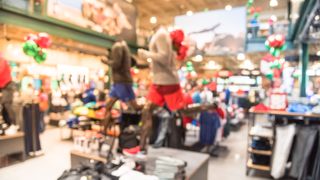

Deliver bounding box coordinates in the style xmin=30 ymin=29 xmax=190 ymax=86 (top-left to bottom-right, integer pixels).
xmin=237 ymin=53 xmax=246 ymax=61
xmin=126 ymin=0 xmax=133 ymax=3
xmin=147 ymin=58 xmax=152 ymax=63
xmin=240 ymin=59 xmax=255 ymax=70
xmin=205 ymin=61 xmax=222 ymax=70
xmin=315 ymin=15 xmax=320 ymax=21
xmin=150 ymin=16 xmax=157 ymax=24
xmin=186 ymin=10 xmax=193 ymax=16
xmin=269 ymin=0 xmax=278 ymax=7
xmin=270 ymin=15 xmax=277 ymax=22
xmin=225 ymin=5 xmax=232 ymax=11
xmin=317 ymin=51 xmax=320 ymax=56
xmin=193 ymin=55 xmax=203 ymax=62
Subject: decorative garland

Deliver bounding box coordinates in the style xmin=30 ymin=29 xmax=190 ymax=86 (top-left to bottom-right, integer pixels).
xmin=261 ymin=34 xmax=286 ymax=81
xmin=23 ymin=32 xmax=52 ymax=64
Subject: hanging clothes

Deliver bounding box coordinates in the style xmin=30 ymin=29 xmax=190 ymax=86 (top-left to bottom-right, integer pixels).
xmin=23 ymin=103 xmax=42 ymax=154
xmin=289 ymin=126 xmax=318 ymax=180
xmin=271 ymin=124 xmax=296 ymax=179
xmin=199 ymin=111 xmax=221 ymax=145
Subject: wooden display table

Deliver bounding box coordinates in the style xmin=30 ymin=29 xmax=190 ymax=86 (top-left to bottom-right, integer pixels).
xmin=70 ymin=147 xmax=209 ymax=180
xmin=0 ymin=132 xmax=25 ymax=167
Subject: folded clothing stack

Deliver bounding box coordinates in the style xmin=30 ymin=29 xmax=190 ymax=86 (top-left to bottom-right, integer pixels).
xmin=151 ymin=156 xmax=187 ymax=180
xmin=251 ymin=137 xmax=271 ymax=151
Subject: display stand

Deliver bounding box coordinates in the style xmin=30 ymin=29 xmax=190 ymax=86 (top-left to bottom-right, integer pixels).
xmin=246 ymin=109 xmax=320 ymax=177
xmin=0 ymin=132 xmax=25 ymax=167
xmin=70 ymin=147 xmax=209 ymax=180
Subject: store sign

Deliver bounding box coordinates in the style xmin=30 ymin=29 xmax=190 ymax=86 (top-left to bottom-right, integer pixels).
xmin=175 ymin=7 xmax=246 ymax=56
xmin=47 ymin=0 xmax=136 ymax=42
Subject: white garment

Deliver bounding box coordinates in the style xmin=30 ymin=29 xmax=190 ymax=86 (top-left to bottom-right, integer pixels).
xmin=271 ymin=124 xmax=296 ymax=179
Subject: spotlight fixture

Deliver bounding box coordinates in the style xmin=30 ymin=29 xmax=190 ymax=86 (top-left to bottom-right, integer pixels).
xmin=150 ymin=16 xmax=157 ymax=24
xmin=225 ymin=5 xmax=232 ymax=11
xmin=186 ymin=10 xmax=193 ymax=16
xmin=269 ymin=0 xmax=278 ymax=7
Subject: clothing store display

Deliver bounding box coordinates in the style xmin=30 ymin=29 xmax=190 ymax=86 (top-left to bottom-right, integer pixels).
xmin=311 ymin=105 xmax=320 ymax=114
xmin=311 ymin=127 xmax=320 ymax=180
xmin=0 ymin=82 xmax=16 ymax=125
xmin=289 ymin=126 xmax=318 ymax=180
xmin=199 ymin=111 xmax=221 ymax=145
xmin=250 ymin=154 xmax=270 ymax=166
xmin=148 ymin=84 xmax=185 ymax=111
xmin=287 ymin=103 xmax=311 ymax=113
xmin=23 ymin=103 xmax=42 ymax=154
xmin=123 ymin=146 xmax=141 ymax=156
xmin=251 ymin=137 xmax=271 ymax=151
xmin=149 ymin=156 xmax=186 ymax=180
xmin=153 ymin=108 xmax=171 ymax=148
xmin=251 ymin=103 xmax=269 ymax=111
xmin=0 ymin=59 xmax=12 ymax=89
xmin=109 ymin=83 xmax=135 ymax=102
xmin=138 ymin=28 xmax=179 ymax=85
xmin=250 ymin=126 xmax=273 ymax=138
xmin=101 ymin=41 xmax=133 ymax=84
xmin=271 ymin=124 xmax=296 ymax=179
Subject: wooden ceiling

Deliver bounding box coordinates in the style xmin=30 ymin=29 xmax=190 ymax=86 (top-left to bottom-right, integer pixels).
xmin=133 ymin=0 xmax=288 ymax=31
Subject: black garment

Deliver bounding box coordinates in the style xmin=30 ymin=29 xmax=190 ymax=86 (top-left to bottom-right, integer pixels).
xmin=251 ymin=154 xmax=270 ymax=166
xmin=251 ymin=137 xmax=271 ymax=151
xmin=289 ymin=126 xmax=318 ymax=180
xmin=23 ymin=104 xmax=42 ymax=154
xmin=311 ymin=127 xmax=320 ymax=180
xmin=0 ymin=82 xmax=16 ymax=125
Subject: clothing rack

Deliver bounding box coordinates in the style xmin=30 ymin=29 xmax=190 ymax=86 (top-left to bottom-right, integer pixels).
xmin=246 ymin=109 xmax=320 ymax=178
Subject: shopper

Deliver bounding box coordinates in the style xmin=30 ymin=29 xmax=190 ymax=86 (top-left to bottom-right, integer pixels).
xmin=101 ymin=40 xmax=142 ymax=133
xmin=138 ymin=27 xmax=186 ymax=152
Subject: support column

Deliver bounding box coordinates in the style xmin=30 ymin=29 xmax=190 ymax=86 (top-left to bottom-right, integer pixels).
xmin=299 ymin=42 xmax=308 ymax=97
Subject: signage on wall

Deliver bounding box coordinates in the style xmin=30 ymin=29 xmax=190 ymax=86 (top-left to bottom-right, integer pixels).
xmin=175 ymin=7 xmax=246 ymax=56
xmin=47 ymin=0 xmax=137 ymax=42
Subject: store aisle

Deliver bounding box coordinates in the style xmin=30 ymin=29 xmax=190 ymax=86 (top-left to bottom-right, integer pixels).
xmin=209 ymin=124 xmax=269 ymax=180
xmin=0 ymin=124 xmax=269 ymax=180
xmin=0 ymin=127 xmax=74 ymax=180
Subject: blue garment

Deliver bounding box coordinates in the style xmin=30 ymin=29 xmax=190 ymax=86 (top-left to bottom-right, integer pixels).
xmin=225 ymin=88 xmax=231 ymax=105
xmin=199 ymin=111 xmax=221 ymax=145
xmin=109 ymin=83 xmax=135 ymax=102
xmin=192 ymin=91 xmax=202 ymax=104
xmin=287 ymin=103 xmax=311 ymax=113
xmin=82 ymin=88 xmax=96 ymax=104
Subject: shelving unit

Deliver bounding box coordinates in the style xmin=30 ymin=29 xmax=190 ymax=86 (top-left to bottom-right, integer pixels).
xmin=248 ymin=147 xmax=272 ymax=156
xmin=246 ymin=110 xmax=274 ymax=176
xmin=246 ymin=109 xmax=320 ymax=178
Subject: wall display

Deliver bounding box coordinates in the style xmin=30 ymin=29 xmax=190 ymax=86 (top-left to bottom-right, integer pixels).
xmin=47 ymin=0 xmax=137 ymax=42
xmin=175 ymin=7 xmax=246 ymax=56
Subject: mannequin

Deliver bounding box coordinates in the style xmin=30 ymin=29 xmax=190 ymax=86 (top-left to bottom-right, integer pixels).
xmin=0 ymin=54 xmax=16 ymax=126
xmin=101 ymin=40 xmax=142 ymax=133
xmin=138 ymin=27 xmax=185 ymax=151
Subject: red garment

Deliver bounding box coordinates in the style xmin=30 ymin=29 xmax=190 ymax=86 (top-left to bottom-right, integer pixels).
xmin=183 ymin=93 xmax=193 ymax=105
xmin=0 ymin=59 xmax=12 ymax=88
xmin=216 ymin=107 xmax=225 ymax=119
xmin=252 ymin=103 xmax=269 ymax=111
xmin=148 ymin=84 xmax=185 ymax=111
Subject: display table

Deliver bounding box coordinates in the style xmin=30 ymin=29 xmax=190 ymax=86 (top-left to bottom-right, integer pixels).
xmin=0 ymin=132 xmax=25 ymax=167
xmin=148 ymin=148 xmax=210 ymax=180
xmin=70 ymin=147 xmax=209 ymax=180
